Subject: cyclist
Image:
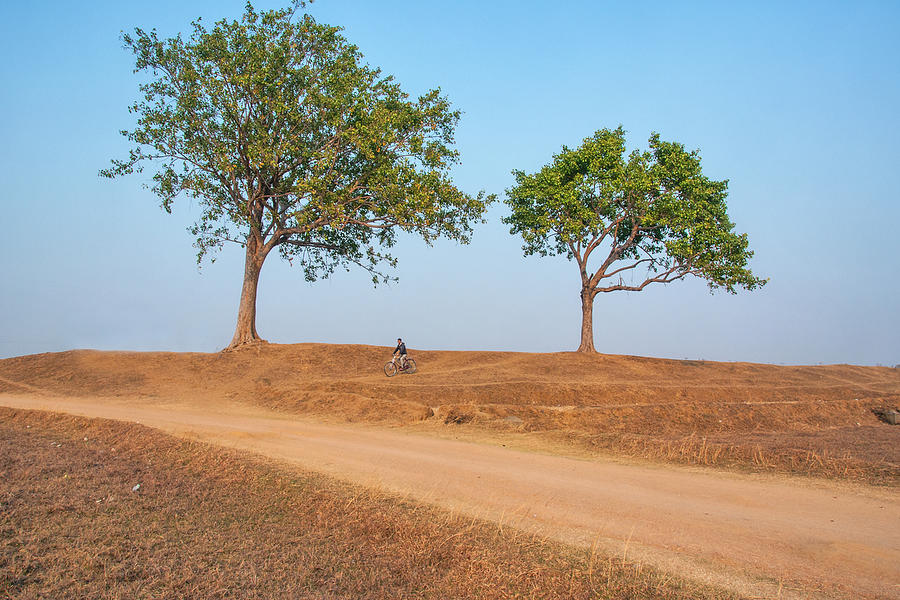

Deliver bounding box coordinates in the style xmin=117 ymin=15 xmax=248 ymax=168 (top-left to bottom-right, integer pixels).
xmin=392 ymin=338 xmax=409 ymax=369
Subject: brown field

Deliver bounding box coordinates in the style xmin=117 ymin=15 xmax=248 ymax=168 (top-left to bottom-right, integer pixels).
xmin=1 ymin=407 xmax=737 ymax=600
xmin=2 ymin=344 xmax=899 ymax=599
xmin=1 ymin=343 xmax=898 ymax=483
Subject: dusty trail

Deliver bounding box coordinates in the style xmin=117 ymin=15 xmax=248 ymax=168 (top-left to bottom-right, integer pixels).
xmin=2 ymin=393 xmax=898 ymax=599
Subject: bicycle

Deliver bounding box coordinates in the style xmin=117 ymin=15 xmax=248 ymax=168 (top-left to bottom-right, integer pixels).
xmin=384 ymin=356 xmax=417 ymax=377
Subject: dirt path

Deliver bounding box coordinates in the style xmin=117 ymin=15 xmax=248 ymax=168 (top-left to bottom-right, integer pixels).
xmin=2 ymin=393 xmax=898 ymax=599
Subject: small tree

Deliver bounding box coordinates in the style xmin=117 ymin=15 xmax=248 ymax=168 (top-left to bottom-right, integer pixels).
xmin=504 ymin=127 xmax=765 ymax=353
xmin=103 ymin=4 xmax=491 ymax=349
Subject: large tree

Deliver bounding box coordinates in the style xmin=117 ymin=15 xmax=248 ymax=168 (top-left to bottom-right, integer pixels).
xmin=103 ymin=3 xmax=490 ymax=349
xmin=504 ymin=127 xmax=766 ymax=353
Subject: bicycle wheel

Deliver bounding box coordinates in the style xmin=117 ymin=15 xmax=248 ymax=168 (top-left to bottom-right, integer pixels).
xmin=403 ymin=358 xmax=417 ymax=374
xmin=384 ymin=362 xmax=398 ymax=377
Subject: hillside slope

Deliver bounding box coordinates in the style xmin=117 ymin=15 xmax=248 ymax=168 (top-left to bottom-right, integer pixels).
xmin=1 ymin=343 xmax=896 ymax=428
xmin=2 ymin=343 xmax=898 ymax=480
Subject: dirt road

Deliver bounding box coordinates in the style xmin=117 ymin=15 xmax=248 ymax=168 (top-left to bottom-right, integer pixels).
xmin=2 ymin=392 xmax=898 ymax=599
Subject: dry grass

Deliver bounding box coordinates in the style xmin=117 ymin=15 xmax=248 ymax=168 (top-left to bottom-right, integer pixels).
xmin=1 ymin=343 xmax=898 ymax=484
xmin=565 ymin=428 xmax=900 ymax=484
xmin=427 ymin=401 xmax=900 ymax=485
xmin=0 ymin=407 xmax=741 ymax=600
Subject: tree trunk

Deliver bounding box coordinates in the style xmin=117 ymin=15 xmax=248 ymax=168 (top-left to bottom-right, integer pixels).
xmin=576 ymin=288 xmax=596 ymax=353
xmin=227 ymin=236 xmax=267 ymax=350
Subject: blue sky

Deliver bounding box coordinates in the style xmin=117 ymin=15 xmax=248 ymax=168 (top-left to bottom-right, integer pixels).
xmin=1 ymin=0 xmax=898 ymax=365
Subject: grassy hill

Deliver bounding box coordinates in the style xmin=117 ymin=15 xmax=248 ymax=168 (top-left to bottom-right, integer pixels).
xmin=2 ymin=343 xmax=898 ymax=482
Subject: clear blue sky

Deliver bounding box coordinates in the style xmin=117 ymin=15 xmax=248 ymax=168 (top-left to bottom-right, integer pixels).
xmin=1 ymin=0 xmax=898 ymax=365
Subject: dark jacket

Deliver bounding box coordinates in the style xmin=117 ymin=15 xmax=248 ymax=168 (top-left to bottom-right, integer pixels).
xmin=394 ymin=342 xmax=407 ymax=355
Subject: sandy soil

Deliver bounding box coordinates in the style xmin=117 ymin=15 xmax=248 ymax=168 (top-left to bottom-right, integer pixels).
xmin=1 ymin=392 xmax=897 ymax=600
xmin=2 ymin=345 xmax=898 ymax=437
xmin=3 ymin=345 xmax=899 ymax=484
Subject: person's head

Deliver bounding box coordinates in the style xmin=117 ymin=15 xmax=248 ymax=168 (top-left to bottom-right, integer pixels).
xmin=397 ymin=338 xmax=402 ymax=343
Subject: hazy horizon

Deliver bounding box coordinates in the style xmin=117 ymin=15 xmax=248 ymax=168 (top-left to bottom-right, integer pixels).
xmin=1 ymin=1 xmax=898 ymax=366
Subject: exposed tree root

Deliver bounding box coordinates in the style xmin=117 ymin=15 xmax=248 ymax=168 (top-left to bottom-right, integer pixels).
xmin=221 ymin=338 xmax=269 ymax=353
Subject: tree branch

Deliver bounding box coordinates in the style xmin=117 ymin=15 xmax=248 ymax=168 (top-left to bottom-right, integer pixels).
xmin=595 ymin=263 xmax=700 ymax=294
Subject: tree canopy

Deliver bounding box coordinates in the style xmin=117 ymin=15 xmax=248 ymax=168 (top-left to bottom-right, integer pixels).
xmin=504 ymin=126 xmax=766 ymax=352
xmin=102 ymin=3 xmax=491 ymax=348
